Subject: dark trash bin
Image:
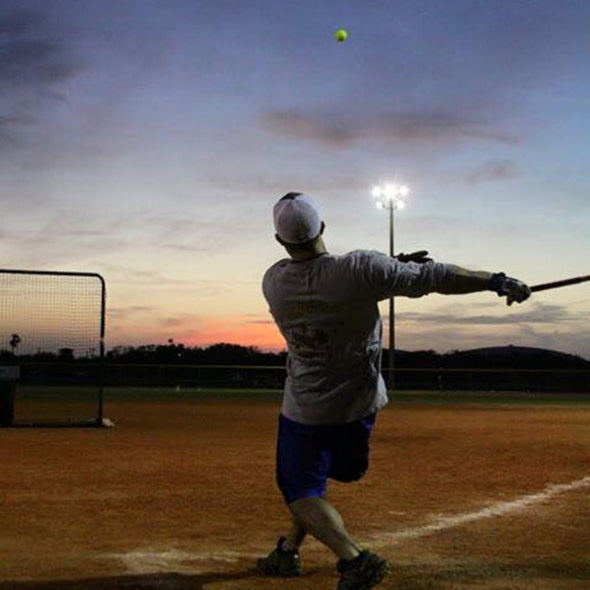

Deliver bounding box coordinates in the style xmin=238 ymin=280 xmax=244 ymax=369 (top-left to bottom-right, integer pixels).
xmin=0 ymin=366 xmax=20 ymax=426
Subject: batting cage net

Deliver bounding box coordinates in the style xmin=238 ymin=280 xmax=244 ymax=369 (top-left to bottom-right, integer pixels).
xmin=0 ymin=269 xmax=111 ymax=427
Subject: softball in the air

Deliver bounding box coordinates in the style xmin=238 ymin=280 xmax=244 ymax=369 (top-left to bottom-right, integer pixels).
xmin=335 ymin=28 xmax=348 ymax=42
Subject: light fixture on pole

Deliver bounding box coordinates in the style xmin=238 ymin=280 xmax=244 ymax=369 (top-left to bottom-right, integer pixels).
xmin=371 ymin=183 xmax=409 ymax=390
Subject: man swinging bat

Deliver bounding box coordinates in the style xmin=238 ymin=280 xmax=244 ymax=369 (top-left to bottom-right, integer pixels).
xmin=258 ymin=192 xmax=531 ymax=590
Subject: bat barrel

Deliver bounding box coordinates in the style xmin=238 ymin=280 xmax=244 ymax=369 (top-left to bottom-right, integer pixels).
xmin=530 ymin=274 xmax=590 ymax=293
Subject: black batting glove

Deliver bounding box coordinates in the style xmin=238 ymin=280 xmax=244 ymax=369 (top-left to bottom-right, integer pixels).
xmin=396 ymin=250 xmax=432 ymax=264
xmin=490 ymin=272 xmax=531 ymax=306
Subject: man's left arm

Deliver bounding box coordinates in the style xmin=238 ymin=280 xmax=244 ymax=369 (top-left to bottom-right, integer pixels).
xmin=368 ymin=251 xmax=531 ymax=306
xmin=437 ymin=265 xmax=531 ymax=305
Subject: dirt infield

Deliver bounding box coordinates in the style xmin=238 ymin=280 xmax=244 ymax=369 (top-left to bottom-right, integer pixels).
xmin=0 ymin=391 xmax=589 ymax=589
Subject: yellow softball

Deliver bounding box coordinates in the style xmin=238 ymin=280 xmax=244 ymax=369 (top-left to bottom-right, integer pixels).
xmin=335 ymin=29 xmax=348 ymax=42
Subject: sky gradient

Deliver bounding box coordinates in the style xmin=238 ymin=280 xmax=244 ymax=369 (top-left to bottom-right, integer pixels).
xmin=1 ymin=0 xmax=589 ymax=358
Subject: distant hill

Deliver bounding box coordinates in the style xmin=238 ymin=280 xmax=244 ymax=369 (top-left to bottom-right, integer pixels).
xmin=411 ymin=346 xmax=590 ymax=370
xmin=391 ymin=346 xmax=590 ymax=392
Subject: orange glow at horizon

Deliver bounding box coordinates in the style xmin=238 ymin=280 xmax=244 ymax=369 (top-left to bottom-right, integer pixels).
xmin=182 ymin=319 xmax=286 ymax=352
xmin=108 ymin=313 xmax=287 ymax=353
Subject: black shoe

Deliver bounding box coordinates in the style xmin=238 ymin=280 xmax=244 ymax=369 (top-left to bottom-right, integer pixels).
xmin=256 ymin=536 xmax=302 ymax=577
xmin=336 ymin=550 xmax=391 ymax=590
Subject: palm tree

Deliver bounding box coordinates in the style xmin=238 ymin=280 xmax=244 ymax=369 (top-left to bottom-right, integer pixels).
xmin=9 ymin=334 xmax=21 ymax=356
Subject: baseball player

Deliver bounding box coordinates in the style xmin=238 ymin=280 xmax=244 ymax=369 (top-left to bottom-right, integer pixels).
xmin=257 ymin=192 xmax=530 ymax=590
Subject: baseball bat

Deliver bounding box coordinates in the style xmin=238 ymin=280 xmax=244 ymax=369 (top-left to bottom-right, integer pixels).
xmin=530 ymin=274 xmax=590 ymax=293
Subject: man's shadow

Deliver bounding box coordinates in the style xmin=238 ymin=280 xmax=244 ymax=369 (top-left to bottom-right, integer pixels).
xmin=0 ymin=569 xmax=261 ymax=590
xmin=3 ymin=562 xmax=588 ymax=589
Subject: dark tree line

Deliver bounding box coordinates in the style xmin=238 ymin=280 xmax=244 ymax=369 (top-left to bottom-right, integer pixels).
xmin=106 ymin=342 xmax=287 ymax=365
xmin=104 ymin=342 xmax=590 ymax=369
xmin=2 ymin=340 xmax=589 ymax=370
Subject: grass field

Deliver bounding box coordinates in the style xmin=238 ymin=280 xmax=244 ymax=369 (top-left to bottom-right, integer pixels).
xmin=0 ymin=389 xmax=589 ymax=589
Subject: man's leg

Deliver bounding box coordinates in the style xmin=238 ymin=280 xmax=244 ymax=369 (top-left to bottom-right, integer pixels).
xmin=256 ymin=522 xmax=304 ymax=577
xmin=288 ymin=496 xmax=360 ymax=560
xmin=288 ymin=496 xmax=390 ymax=590
xmin=258 ymin=497 xmax=359 ymax=575
xmin=281 ymin=518 xmax=307 ymax=552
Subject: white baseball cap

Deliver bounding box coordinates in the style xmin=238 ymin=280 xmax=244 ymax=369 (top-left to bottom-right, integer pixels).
xmin=273 ymin=192 xmax=322 ymax=244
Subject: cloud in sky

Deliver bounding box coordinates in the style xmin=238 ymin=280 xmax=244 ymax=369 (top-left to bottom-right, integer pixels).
xmin=262 ymin=108 xmax=520 ymax=150
xmin=386 ymin=296 xmax=589 ymax=357
xmin=0 ymin=8 xmax=81 ymax=149
xmin=397 ymin=302 xmax=580 ymax=326
xmin=0 ymin=14 xmax=76 ymax=84
xmin=463 ymin=160 xmax=517 ymax=185
xmin=1 ymin=206 xmax=238 ymax=267
xmin=109 ymin=305 xmax=157 ymax=320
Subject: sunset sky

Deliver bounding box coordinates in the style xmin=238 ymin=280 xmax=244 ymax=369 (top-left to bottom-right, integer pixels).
xmin=1 ymin=1 xmax=589 ymax=358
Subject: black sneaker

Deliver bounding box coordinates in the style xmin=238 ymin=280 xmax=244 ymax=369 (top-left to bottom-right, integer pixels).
xmin=256 ymin=536 xmax=302 ymax=577
xmin=336 ymin=550 xmax=391 ymax=590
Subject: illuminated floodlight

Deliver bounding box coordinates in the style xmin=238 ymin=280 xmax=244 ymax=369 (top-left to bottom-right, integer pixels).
xmin=371 ymin=182 xmax=409 ymax=210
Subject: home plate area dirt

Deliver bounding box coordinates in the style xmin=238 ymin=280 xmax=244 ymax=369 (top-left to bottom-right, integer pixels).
xmin=1 ymin=396 xmax=588 ymax=589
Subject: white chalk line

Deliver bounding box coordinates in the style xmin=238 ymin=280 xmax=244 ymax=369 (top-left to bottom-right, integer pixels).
xmin=370 ymin=475 xmax=590 ymax=548
xmin=104 ymin=475 xmax=590 ymax=574
xmin=101 ymin=548 xmax=258 ymax=575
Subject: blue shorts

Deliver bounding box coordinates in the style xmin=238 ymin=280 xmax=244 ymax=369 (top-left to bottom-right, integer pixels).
xmin=276 ymin=412 xmax=377 ymax=505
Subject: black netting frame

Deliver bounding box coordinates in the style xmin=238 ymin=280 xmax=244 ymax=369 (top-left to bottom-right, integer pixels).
xmin=0 ymin=269 xmax=109 ymax=427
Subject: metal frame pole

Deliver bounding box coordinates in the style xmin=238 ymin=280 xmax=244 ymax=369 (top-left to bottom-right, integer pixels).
xmin=389 ymin=203 xmax=395 ymax=390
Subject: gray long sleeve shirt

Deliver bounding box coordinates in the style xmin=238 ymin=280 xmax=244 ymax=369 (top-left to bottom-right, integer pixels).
xmin=263 ymin=249 xmax=482 ymax=425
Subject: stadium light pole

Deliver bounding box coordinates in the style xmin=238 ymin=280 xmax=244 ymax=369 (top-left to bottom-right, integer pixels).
xmin=371 ymin=183 xmax=409 ymax=391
